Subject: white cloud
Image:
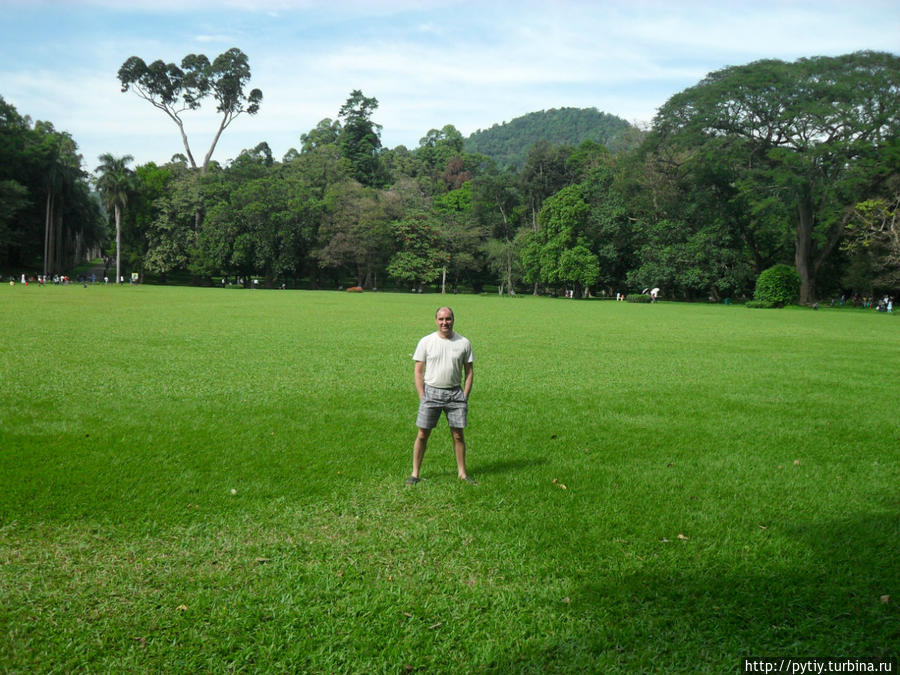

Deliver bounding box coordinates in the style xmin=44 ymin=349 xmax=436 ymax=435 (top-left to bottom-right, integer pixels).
xmin=2 ymin=0 xmax=897 ymax=168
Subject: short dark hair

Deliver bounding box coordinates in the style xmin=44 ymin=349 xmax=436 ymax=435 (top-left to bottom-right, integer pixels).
xmin=435 ymin=306 xmax=454 ymax=320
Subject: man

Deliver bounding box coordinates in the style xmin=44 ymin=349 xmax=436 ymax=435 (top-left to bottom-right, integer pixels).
xmin=407 ymin=306 xmax=476 ymax=485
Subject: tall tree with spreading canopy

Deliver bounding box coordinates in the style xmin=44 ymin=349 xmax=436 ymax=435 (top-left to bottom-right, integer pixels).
xmin=118 ymin=48 xmax=262 ymax=174
xmin=651 ymin=51 xmax=900 ymax=303
xmin=95 ymin=153 xmax=136 ymax=283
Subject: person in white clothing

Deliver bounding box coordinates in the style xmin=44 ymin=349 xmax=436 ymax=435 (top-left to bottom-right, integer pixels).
xmin=407 ymin=307 xmax=476 ymax=485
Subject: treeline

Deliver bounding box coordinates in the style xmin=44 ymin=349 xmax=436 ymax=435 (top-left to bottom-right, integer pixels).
xmin=2 ymin=51 xmax=898 ymax=302
xmin=0 ymin=98 xmax=105 ymax=276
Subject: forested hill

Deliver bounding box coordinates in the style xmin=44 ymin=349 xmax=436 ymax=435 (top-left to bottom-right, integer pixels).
xmin=463 ymin=107 xmax=636 ymax=169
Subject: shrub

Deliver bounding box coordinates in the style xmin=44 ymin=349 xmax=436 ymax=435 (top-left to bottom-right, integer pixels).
xmin=626 ymin=294 xmax=652 ymax=303
xmin=745 ymin=300 xmax=776 ymax=309
xmin=753 ymin=265 xmax=800 ymax=306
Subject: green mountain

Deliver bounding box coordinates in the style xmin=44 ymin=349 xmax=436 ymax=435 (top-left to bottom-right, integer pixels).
xmin=464 ymin=107 xmax=636 ymax=169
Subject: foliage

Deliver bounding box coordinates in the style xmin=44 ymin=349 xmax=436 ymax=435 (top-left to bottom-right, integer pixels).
xmin=386 ymin=211 xmax=444 ymax=288
xmin=4 ymin=51 xmax=899 ymax=302
xmin=753 ymin=264 xmax=801 ymax=306
xmin=95 ymin=153 xmax=137 ymax=282
xmin=338 ymin=90 xmax=385 ymax=188
xmin=0 ymin=96 xmax=103 ymax=274
xmin=651 ymin=51 xmax=900 ymax=303
xmin=842 ymin=183 xmax=900 ymax=293
xmin=626 ymin=293 xmax=652 ymax=303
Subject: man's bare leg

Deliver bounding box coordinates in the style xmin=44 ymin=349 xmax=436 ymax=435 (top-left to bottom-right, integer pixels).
xmin=411 ymin=427 xmax=431 ymax=479
xmin=450 ymin=428 xmax=470 ymax=480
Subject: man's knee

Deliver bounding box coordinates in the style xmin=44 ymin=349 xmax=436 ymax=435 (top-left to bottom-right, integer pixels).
xmin=417 ymin=427 xmax=432 ymax=441
xmin=450 ymin=428 xmax=465 ymax=442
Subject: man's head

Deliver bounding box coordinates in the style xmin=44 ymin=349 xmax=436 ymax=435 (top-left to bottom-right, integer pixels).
xmin=434 ymin=306 xmax=455 ymax=338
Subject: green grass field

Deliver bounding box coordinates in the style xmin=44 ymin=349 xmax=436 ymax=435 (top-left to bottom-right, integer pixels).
xmin=2 ymin=285 xmax=897 ymax=673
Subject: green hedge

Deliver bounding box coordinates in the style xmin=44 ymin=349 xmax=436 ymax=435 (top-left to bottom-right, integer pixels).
xmin=626 ymin=294 xmax=653 ymax=303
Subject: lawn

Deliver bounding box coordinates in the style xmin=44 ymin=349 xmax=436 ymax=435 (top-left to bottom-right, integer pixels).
xmin=1 ymin=284 xmax=897 ymax=673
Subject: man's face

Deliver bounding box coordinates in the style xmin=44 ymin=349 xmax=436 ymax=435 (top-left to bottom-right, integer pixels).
xmin=435 ymin=308 xmax=454 ymax=337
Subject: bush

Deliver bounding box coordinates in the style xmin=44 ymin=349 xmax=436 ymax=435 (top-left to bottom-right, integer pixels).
xmin=745 ymin=300 xmax=776 ymax=309
xmin=626 ymin=294 xmax=652 ymax=303
xmin=753 ymin=265 xmax=800 ymax=306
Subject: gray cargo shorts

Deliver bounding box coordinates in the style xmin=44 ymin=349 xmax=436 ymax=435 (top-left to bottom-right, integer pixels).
xmin=416 ymin=384 xmax=468 ymax=429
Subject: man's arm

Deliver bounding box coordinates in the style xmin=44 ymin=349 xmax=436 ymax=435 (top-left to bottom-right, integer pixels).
xmin=414 ymin=360 xmax=426 ymax=398
xmin=463 ymin=362 xmax=473 ymax=399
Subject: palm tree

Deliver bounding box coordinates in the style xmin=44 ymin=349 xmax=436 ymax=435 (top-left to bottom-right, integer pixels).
xmin=95 ymin=153 xmax=136 ymax=283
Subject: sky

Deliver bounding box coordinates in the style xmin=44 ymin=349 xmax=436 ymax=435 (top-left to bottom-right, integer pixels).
xmin=1 ymin=0 xmax=898 ymax=173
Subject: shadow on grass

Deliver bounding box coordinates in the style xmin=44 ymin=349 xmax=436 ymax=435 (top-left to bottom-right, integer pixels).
xmin=480 ymin=510 xmax=899 ymax=673
xmin=422 ymin=457 xmax=548 ymax=481
xmin=474 ymin=457 xmax=548 ymax=476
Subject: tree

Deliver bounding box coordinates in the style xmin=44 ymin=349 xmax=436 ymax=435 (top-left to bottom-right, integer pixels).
xmin=301 ymin=118 xmax=342 ymax=154
xmin=34 ymin=124 xmax=84 ymax=277
xmin=0 ymin=180 xmax=29 ymax=257
xmin=433 ymin=183 xmax=485 ymax=291
xmin=522 ymin=183 xmax=599 ymax=296
xmin=417 ymin=124 xmax=467 ymax=192
xmin=144 ymin=165 xmax=201 ymax=278
xmin=520 ymin=140 xmax=573 ymax=231
xmin=118 ymin=48 xmax=263 ymax=173
xmin=126 ymin=163 xmax=177 ymax=273
xmin=652 ymin=51 xmax=900 ymax=303
xmin=95 ymin=154 xmax=136 ymax=282
xmin=338 ymin=90 xmax=384 ymax=187
xmin=471 ymin=169 xmax=524 ymax=294
xmin=842 ymin=181 xmax=900 ymax=292
xmin=558 ymin=244 xmax=600 ymax=296
xmin=579 ymin=161 xmax=638 ymax=294
xmin=315 ymin=180 xmax=392 ymax=287
xmin=387 ymin=211 xmax=444 ymax=291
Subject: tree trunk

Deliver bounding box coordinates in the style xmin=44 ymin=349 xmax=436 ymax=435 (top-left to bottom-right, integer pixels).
xmin=115 ymin=203 xmax=122 ymax=283
xmin=54 ymin=205 xmax=63 ymax=273
xmin=202 ymin=115 xmax=230 ymax=174
xmin=795 ymin=196 xmax=815 ymax=304
xmin=43 ymin=190 xmax=53 ymax=276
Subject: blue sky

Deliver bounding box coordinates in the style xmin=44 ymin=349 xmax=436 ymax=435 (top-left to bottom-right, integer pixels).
xmin=1 ymin=0 xmax=898 ymax=173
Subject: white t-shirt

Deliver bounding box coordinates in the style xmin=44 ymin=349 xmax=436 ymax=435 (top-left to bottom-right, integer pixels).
xmin=413 ymin=332 xmax=474 ymax=389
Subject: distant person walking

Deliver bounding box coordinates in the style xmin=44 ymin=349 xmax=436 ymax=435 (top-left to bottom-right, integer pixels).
xmin=407 ymin=307 xmax=476 ymax=485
